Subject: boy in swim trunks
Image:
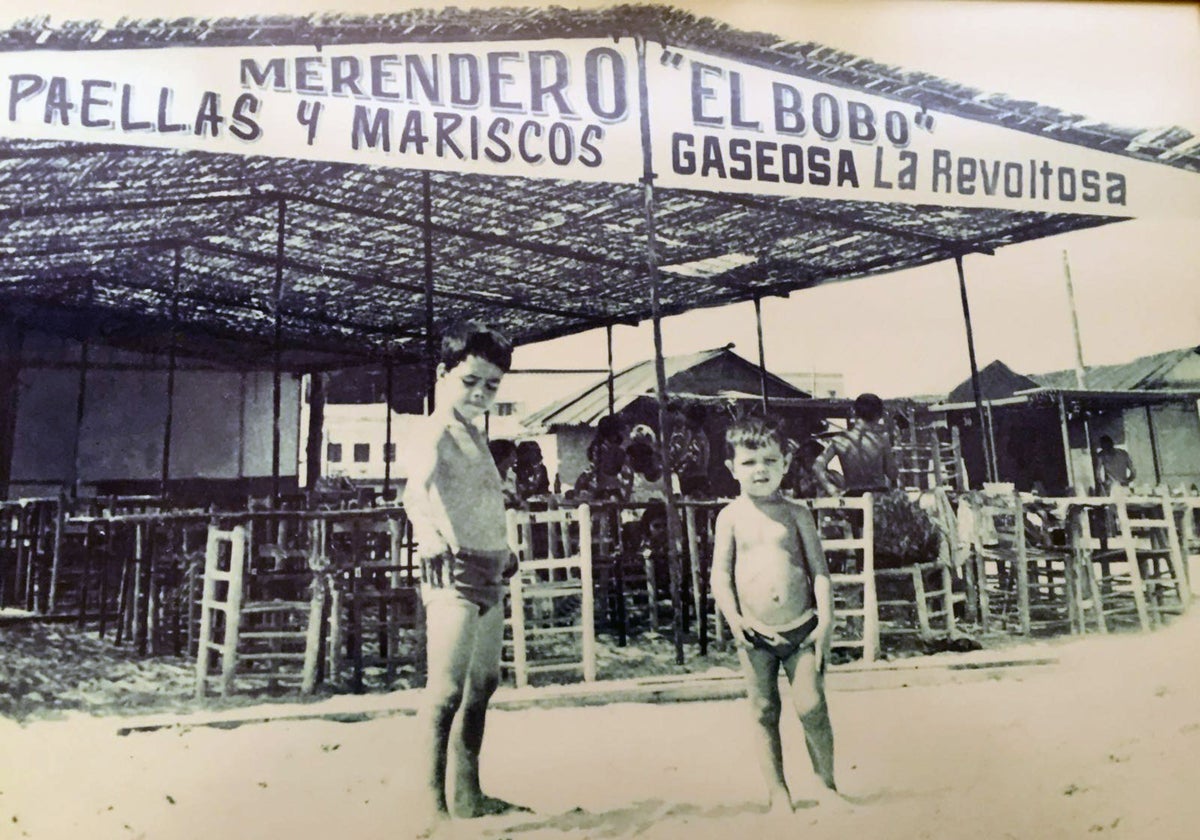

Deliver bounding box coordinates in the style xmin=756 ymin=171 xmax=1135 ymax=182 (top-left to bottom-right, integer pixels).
xmin=403 ymin=320 xmax=523 ymax=832
xmin=710 ymin=416 xmax=837 ymax=813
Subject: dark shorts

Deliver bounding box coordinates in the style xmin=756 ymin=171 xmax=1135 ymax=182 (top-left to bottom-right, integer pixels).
xmin=420 ymin=548 xmax=517 ymax=614
xmin=744 ymin=613 xmax=820 ymax=660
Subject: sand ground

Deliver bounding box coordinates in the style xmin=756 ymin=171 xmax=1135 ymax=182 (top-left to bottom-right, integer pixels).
xmin=4 ymin=611 xmax=1200 ymax=840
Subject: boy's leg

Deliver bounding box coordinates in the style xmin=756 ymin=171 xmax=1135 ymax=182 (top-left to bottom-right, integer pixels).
xmin=451 ymin=600 xmax=523 ymax=817
xmin=418 ymin=591 xmax=480 ymax=819
xmin=783 ymin=648 xmax=837 ymax=791
xmin=736 ymin=644 xmax=792 ymax=811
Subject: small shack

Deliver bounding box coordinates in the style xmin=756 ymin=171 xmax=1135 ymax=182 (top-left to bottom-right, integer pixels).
xmin=522 ymin=345 xmax=811 ymax=493
xmin=930 ymin=349 xmax=1200 ymax=492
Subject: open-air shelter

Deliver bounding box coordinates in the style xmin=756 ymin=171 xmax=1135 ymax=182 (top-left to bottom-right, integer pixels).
xmin=1 ymin=5 xmax=1197 ymax=656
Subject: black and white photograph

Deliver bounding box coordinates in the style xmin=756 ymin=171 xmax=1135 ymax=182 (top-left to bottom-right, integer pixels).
xmin=1 ymin=1 xmax=1198 ymax=838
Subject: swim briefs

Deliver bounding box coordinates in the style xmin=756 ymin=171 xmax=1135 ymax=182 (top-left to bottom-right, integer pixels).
xmin=420 ymin=548 xmax=518 ymax=614
xmin=743 ymin=612 xmax=820 ymax=660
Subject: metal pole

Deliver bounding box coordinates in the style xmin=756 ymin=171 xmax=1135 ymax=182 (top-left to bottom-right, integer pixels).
xmin=636 ymin=35 xmax=685 ymax=665
xmin=753 ymin=296 xmax=769 ymax=412
xmin=606 ymin=324 xmax=616 ymax=416
xmin=422 ymin=171 xmax=437 ymax=415
xmin=954 ymin=255 xmax=996 ymax=484
xmin=160 ymin=246 xmax=181 ymax=500
xmin=1062 ymin=250 xmax=1088 ymax=389
xmin=271 ymin=197 xmax=285 ymax=503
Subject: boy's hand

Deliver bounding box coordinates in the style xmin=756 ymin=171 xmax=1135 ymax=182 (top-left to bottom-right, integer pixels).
xmin=813 ymin=623 xmax=832 ymax=672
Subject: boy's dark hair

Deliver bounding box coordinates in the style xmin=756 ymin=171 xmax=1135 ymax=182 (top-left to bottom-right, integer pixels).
xmin=724 ymin=415 xmax=790 ymax=459
xmin=440 ymin=319 xmax=513 ymax=372
xmin=853 ymin=392 xmax=884 ymax=423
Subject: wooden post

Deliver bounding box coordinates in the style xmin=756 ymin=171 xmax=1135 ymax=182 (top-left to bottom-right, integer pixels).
xmin=954 ymin=255 xmax=996 ymax=483
xmin=579 ymin=504 xmax=596 ymax=682
xmin=1062 ymin=250 xmax=1088 ymax=389
xmin=636 ymin=34 xmax=685 ymax=665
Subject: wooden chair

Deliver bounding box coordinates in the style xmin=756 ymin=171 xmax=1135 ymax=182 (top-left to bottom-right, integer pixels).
xmin=195 ymin=520 xmax=325 ymax=697
xmin=976 ymin=490 xmax=1090 ymax=636
xmin=1114 ymin=496 xmax=1189 ymax=626
xmin=1170 ymin=496 xmax=1200 ymax=597
xmin=325 ymin=512 xmax=424 ymax=692
xmin=504 ymin=505 xmax=596 ymax=687
xmin=801 ymin=495 xmax=878 ymax=663
xmin=682 ymin=502 xmax=728 ymax=652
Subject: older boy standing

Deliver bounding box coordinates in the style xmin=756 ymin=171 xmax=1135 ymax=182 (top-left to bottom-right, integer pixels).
xmin=403 ymin=320 xmax=523 ymax=832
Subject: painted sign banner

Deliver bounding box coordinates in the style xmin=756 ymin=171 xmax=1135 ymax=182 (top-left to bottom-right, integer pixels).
xmin=0 ymin=39 xmax=644 ymax=184
xmin=646 ymin=43 xmax=1200 ymax=218
xmin=2 ymin=37 xmax=1198 ymax=217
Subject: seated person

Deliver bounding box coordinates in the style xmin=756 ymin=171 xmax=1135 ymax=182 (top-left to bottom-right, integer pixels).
xmin=787 ymin=438 xmax=843 ymax=498
xmin=514 ymin=440 xmax=550 ymax=501
xmin=815 ymin=393 xmax=897 ymax=497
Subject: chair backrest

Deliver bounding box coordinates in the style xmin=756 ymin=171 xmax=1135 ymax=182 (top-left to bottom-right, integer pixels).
xmin=799 ymin=494 xmax=877 ymax=663
xmin=504 ymin=504 xmax=595 ymax=687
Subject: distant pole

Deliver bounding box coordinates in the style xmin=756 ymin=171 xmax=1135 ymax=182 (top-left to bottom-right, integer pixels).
xmin=1062 ymin=250 xmax=1088 ymax=389
xmin=955 ymin=255 xmax=996 ymax=484
xmin=754 ymin=296 xmax=769 ymax=412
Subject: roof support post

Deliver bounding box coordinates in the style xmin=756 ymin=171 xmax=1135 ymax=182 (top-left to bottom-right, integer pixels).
xmin=383 ymin=359 xmax=394 ymax=501
xmin=954 ymin=255 xmax=996 ymax=484
xmin=606 ymin=324 xmax=615 ymax=417
xmin=753 ymin=296 xmax=769 ymax=412
xmin=271 ymin=197 xmax=285 ymax=504
xmin=160 ymin=246 xmax=181 ymax=500
xmin=422 ymin=171 xmax=437 ymax=415
xmin=637 ymin=35 xmax=686 ymax=665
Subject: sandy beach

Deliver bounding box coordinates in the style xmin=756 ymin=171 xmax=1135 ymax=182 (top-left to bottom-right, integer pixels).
xmin=4 ymin=608 xmax=1199 ymax=840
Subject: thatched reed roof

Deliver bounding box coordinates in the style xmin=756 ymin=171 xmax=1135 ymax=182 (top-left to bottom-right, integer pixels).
xmin=2 ymin=5 xmax=1192 ymax=371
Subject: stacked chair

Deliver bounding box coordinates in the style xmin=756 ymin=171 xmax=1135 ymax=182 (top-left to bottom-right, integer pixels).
xmin=974 ymin=488 xmax=1092 ymax=636
xmin=801 ymin=495 xmax=878 ymax=663
xmin=504 ymin=504 xmax=596 ymax=688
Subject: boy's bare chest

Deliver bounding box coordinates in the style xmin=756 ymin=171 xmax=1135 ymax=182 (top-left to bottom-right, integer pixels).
xmin=734 ymin=506 xmax=800 ymax=553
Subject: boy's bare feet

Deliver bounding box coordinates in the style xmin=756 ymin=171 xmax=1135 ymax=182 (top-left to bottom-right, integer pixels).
xmin=452 ymin=792 xmax=530 ymax=818
xmin=415 ymin=809 xmax=449 ymax=838
xmin=766 ymin=787 xmax=794 ymax=816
